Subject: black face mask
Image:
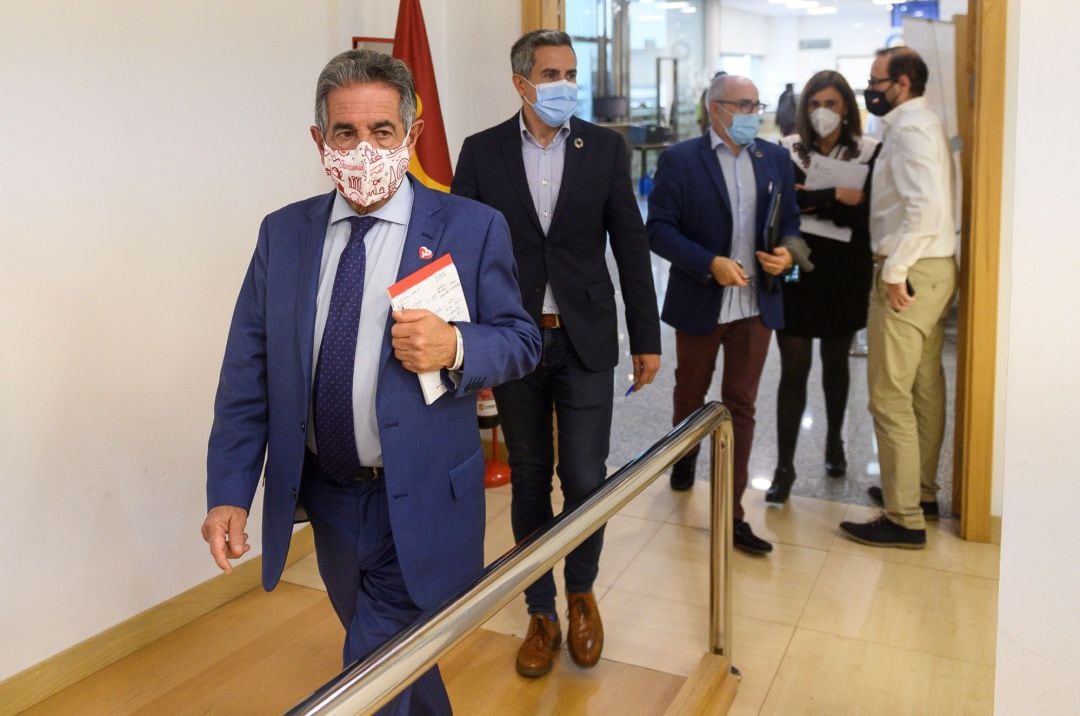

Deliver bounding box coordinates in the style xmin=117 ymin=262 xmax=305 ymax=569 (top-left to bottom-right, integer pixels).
xmin=865 ymin=88 xmax=892 ymax=117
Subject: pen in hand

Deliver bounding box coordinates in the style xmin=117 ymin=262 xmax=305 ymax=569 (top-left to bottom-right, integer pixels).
xmin=624 ymin=384 xmax=636 ymax=397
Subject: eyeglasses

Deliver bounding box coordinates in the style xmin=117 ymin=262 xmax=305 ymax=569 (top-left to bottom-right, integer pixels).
xmin=713 ymin=99 xmax=767 ymax=116
xmin=866 ymin=75 xmax=895 ymax=89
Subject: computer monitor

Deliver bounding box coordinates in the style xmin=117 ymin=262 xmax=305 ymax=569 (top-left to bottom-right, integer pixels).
xmin=592 ymin=96 xmax=629 ymax=123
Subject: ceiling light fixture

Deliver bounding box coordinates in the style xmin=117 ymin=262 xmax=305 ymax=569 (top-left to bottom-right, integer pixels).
xmin=807 ymin=5 xmax=838 ymax=14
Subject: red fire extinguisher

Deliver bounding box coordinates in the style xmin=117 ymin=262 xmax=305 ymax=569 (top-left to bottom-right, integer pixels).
xmin=477 ymin=388 xmax=510 ymax=487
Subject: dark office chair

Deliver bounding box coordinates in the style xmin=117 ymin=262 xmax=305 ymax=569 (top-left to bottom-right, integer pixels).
xmin=592 ymin=96 xmax=630 ymax=123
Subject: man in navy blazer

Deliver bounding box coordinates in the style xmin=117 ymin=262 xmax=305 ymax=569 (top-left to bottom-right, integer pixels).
xmin=201 ymin=50 xmax=539 ymax=715
xmin=452 ymin=30 xmax=660 ymax=679
xmin=648 ymin=74 xmax=801 ymax=556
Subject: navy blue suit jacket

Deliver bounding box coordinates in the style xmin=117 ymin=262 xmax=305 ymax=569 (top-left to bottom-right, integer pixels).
xmin=206 ymin=177 xmax=540 ymax=609
xmin=452 ymin=115 xmax=661 ymax=370
xmin=647 ymin=135 xmax=801 ymax=334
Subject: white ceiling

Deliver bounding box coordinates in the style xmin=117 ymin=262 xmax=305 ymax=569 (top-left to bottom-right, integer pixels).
xmin=715 ymin=0 xmax=967 ymax=20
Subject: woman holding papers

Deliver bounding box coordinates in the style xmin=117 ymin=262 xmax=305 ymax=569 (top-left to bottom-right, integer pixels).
xmin=766 ymin=70 xmax=880 ymax=504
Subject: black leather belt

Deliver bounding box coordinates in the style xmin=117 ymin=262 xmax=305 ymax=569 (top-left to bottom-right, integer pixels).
xmin=306 ymin=449 xmax=382 ymax=481
xmin=539 ymin=313 xmax=563 ymax=329
xmin=347 ymin=466 xmax=383 ymax=481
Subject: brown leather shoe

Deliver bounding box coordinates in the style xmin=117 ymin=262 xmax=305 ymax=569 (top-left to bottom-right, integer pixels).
xmin=566 ymin=591 xmax=604 ymax=668
xmin=515 ymin=614 xmax=562 ymax=678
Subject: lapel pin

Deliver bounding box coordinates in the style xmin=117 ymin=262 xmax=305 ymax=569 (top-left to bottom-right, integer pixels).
xmin=418 ymin=246 xmax=433 ymax=260
xmin=753 ymin=149 xmax=763 ymax=158
xmin=574 ymin=137 xmax=584 ymax=149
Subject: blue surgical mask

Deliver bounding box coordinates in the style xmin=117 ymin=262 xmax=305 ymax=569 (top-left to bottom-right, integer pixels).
xmin=522 ymin=78 xmax=578 ymax=127
xmin=724 ymin=113 xmax=762 ymax=145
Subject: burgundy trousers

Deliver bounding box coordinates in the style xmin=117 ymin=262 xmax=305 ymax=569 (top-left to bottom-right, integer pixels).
xmin=673 ymin=317 xmax=772 ymax=520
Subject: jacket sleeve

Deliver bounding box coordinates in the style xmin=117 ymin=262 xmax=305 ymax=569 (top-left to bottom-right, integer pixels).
xmin=647 ymin=149 xmax=716 ymax=285
xmin=603 ymin=136 xmax=661 ymax=355
xmin=452 ymin=210 xmax=540 ymax=397
xmin=450 ymin=136 xmax=480 ymax=201
xmin=778 ymin=155 xmax=802 ymax=239
xmin=206 ymin=219 xmax=270 ymax=512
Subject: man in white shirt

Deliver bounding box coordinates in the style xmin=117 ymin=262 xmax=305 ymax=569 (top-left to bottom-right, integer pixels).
xmin=840 ymin=47 xmax=957 ymax=549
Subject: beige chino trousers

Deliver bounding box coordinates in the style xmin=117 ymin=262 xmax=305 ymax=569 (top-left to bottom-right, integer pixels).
xmin=867 ymin=256 xmax=957 ymax=530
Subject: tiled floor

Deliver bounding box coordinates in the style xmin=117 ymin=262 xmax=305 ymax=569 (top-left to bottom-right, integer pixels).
xmin=281 ymin=475 xmax=1000 ymax=714
xmin=606 ymin=249 xmax=959 ymax=512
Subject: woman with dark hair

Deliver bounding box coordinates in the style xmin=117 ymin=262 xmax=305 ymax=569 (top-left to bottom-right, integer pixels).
xmin=766 ymin=70 xmax=880 ymax=504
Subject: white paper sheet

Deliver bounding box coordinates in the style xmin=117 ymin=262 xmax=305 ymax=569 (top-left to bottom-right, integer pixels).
xmin=801 ymin=154 xmax=870 ymax=191
xmin=387 ymin=253 xmax=470 ymax=405
xmin=799 ymin=215 xmax=852 ymax=243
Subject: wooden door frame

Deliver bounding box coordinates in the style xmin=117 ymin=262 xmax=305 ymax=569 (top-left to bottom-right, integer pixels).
xmin=954 ymin=0 xmax=1006 ymax=543
xmin=521 ymin=0 xmax=564 ymax=32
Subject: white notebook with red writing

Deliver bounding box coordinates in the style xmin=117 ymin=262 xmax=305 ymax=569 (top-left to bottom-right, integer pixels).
xmin=387 ymin=253 xmax=470 ymax=404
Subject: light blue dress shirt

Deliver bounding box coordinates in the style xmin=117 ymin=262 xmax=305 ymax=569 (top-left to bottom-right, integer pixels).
xmin=306 ymin=180 xmax=413 ymax=466
xmin=520 ymin=112 xmax=571 ymax=314
xmin=709 ymin=127 xmax=760 ymax=324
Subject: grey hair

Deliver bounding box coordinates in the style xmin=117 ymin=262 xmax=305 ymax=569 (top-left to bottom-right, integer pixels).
xmin=314 ymin=49 xmax=416 ymax=133
xmin=510 ymin=29 xmax=574 ymax=77
xmin=706 ymin=74 xmax=735 ymax=105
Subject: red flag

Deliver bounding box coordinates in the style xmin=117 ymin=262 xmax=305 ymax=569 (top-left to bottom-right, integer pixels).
xmin=392 ymin=0 xmax=453 ymax=192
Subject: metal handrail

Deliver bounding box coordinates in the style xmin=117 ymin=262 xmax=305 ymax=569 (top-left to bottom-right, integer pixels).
xmin=288 ymin=401 xmax=734 ymax=715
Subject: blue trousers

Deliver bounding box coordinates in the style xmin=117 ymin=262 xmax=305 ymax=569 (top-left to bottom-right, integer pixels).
xmin=301 ymin=458 xmax=452 ymax=716
xmin=493 ymin=327 xmax=614 ymax=615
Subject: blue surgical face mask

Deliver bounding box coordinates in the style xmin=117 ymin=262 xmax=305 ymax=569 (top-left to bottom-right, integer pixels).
xmin=724 ymin=113 xmax=762 ymax=146
xmin=521 ymin=78 xmax=578 ymax=127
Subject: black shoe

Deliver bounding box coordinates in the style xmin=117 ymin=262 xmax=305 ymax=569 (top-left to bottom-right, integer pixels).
xmin=825 ymin=438 xmax=847 ymax=478
xmin=670 ymin=454 xmax=697 ymax=491
xmin=839 ymin=514 xmax=926 ymax=549
xmin=765 ymin=466 xmax=796 ymax=504
xmin=733 ymin=519 xmax=772 ymax=555
xmin=867 ymin=486 xmax=940 ymax=521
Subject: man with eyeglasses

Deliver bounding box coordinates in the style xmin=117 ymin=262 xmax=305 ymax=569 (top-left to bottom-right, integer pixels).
xmin=839 ymin=47 xmax=957 ymax=550
xmin=648 ymin=74 xmax=802 ymax=555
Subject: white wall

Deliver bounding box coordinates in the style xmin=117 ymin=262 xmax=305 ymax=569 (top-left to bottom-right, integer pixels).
xmin=994 ymin=1 xmax=1080 ymax=713
xmin=340 ymin=0 xmax=521 ymax=167
xmin=717 ymin=4 xmax=771 ymax=58
xmin=0 ymin=0 xmax=519 ymax=683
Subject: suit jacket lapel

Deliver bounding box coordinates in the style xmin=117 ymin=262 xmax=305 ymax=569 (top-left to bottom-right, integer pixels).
xmin=297 ymin=190 xmax=336 ymax=387
xmin=550 ymin=117 xmax=585 ymax=233
xmin=499 ymin=117 xmax=544 ymax=235
xmin=379 ymin=177 xmax=446 ymax=372
xmin=697 ymin=135 xmax=733 ymax=217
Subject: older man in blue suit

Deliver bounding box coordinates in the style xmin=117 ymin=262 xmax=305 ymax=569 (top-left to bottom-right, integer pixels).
xmin=201 ymin=50 xmax=540 ymax=715
xmin=648 ymin=74 xmax=801 ymax=556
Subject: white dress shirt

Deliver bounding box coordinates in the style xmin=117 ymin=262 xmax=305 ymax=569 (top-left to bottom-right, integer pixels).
xmin=870 ymin=96 xmax=957 ymax=284
xmin=709 ymin=128 xmax=760 ymax=323
xmin=306 ymin=181 xmax=412 ymax=466
xmin=519 ymin=112 xmax=571 ymax=315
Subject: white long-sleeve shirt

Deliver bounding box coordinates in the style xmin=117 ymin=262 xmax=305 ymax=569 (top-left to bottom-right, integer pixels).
xmin=870 ymin=96 xmax=957 ymax=284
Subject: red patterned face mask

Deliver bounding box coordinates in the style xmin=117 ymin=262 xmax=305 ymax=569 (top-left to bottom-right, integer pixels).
xmin=321 ymin=139 xmax=410 ymax=207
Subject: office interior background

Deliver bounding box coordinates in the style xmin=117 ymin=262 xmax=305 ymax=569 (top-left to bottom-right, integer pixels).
xmin=1 ymin=1 xmax=1077 ymax=713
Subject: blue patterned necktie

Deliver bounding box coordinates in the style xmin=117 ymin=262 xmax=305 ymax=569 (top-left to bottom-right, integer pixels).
xmin=314 ymin=215 xmax=378 ymax=482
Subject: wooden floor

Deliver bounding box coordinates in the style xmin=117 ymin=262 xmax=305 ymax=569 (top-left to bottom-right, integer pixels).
xmin=26 ymin=480 xmax=1000 ymax=714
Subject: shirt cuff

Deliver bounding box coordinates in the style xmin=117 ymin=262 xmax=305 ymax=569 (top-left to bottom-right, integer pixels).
xmin=880 ymin=262 xmax=909 ymax=285
xmin=449 ymin=325 xmax=464 ymax=371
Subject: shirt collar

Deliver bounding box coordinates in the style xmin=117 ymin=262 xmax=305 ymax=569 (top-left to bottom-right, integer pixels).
xmin=330 ymin=175 xmax=414 ymax=227
xmin=882 ymin=95 xmax=928 ymax=128
xmin=709 ymin=126 xmax=755 ymax=156
xmin=519 ymin=110 xmax=571 ymax=149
